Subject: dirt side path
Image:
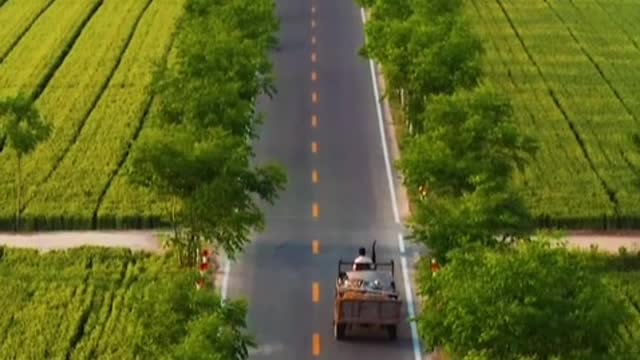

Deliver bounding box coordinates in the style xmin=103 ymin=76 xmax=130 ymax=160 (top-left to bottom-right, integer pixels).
xmin=566 ymin=231 xmax=640 ymax=253
xmin=0 ymin=230 xmax=163 ymax=253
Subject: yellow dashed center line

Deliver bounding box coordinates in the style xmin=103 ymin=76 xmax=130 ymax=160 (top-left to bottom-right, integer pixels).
xmin=312 ymin=240 xmax=320 ymax=254
xmin=312 ymin=19 xmax=316 ymax=28
xmin=312 ymin=169 xmax=319 ymax=183
xmin=312 ymin=333 xmax=321 ymax=356
xmin=312 ymin=282 xmax=320 ymax=303
xmin=311 ymin=71 xmax=317 ymax=81
xmin=312 ymin=202 xmax=319 ymax=218
xmin=311 ymin=52 xmax=317 ymax=63
xmin=312 ymin=6 xmax=316 ymax=13
xmin=311 ymin=141 xmax=318 ymax=153
xmin=311 ymin=36 xmax=316 ymax=45
xmin=311 ymin=115 xmax=318 ymax=127
xmin=312 ymin=91 xmax=318 ymax=103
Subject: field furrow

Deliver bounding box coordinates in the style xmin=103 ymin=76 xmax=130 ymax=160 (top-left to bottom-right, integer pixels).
xmin=23 ymin=0 xmax=185 ymax=230
xmin=0 ymin=0 xmax=103 ymax=98
xmin=0 ymin=0 xmax=55 ymax=62
xmin=0 ymin=248 xmax=211 ymax=358
xmin=468 ymin=0 xmax=640 ymax=228
xmin=501 ymin=0 xmax=640 ymax=225
xmin=0 ymin=0 xmax=153 ymax=230
xmin=468 ymin=0 xmax=613 ymax=227
xmin=96 ymin=47 xmax=181 ymax=229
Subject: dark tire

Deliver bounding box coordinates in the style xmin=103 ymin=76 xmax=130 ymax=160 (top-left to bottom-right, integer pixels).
xmin=334 ymin=323 xmax=346 ymax=340
xmin=386 ymin=325 xmax=397 ymax=341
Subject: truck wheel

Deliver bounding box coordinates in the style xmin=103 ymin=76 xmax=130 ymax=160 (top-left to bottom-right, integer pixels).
xmin=386 ymin=325 xmax=397 ymax=341
xmin=334 ymin=323 xmax=346 ymax=340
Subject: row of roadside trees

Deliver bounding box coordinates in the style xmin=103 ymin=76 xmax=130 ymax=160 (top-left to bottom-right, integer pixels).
xmin=357 ymin=0 xmax=637 ymax=358
xmin=1 ymin=0 xmax=284 ymax=358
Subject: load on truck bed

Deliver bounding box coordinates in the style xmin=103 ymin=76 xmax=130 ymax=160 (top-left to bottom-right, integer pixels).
xmin=333 ymin=258 xmax=403 ymax=341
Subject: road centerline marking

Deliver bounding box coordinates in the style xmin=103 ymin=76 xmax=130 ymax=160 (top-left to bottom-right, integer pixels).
xmin=311 ymin=71 xmax=317 ymax=81
xmin=312 ymin=169 xmax=319 ymax=183
xmin=312 ymin=115 xmax=318 ymax=127
xmin=312 ymin=333 xmax=320 ymax=356
xmin=312 ymin=203 xmax=319 ymax=218
xmin=311 ymin=141 xmax=318 ymax=153
xmin=311 ymin=19 xmax=316 ymax=28
xmin=311 ymin=35 xmax=316 ymax=45
xmin=312 ymin=91 xmax=318 ymax=103
xmin=312 ymin=6 xmax=316 ymax=13
xmin=312 ymin=240 xmax=320 ymax=254
xmin=312 ymin=282 xmax=320 ymax=303
xmin=311 ymin=52 xmax=317 ymax=63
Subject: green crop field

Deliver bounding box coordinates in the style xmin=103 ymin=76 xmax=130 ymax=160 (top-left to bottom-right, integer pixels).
xmin=467 ymin=0 xmax=640 ymax=229
xmin=607 ymin=270 xmax=640 ymax=351
xmin=0 ymin=246 xmax=224 ymax=359
xmin=0 ymin=0 xmax=185 ymax=230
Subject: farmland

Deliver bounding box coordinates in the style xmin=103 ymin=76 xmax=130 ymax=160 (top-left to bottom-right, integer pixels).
xmin=466 ymin=0 xmax=640 ymax=229
xmin=0 ymin=246 xmax=241 ymax=359
xmin=0 ymin=0 xmax=184 ymax=230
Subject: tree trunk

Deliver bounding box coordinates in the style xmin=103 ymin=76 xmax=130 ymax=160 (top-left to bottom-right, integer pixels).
xmin=15 ymin=156 xmax=21 ymax=232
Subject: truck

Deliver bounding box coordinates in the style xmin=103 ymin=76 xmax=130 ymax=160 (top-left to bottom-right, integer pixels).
xmin=333 ymin=248 xmax=403 ymax=341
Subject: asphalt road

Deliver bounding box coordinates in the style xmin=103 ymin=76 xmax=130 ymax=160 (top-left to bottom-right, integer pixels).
xmin=225 ymin=0 xmax=422 ymax=358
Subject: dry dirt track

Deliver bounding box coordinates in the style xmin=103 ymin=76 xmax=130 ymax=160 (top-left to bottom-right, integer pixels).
xmin=1 ymin=230 xmax=639 ymax=255
xmin=0 ymin=230 xmax=163 ymax=253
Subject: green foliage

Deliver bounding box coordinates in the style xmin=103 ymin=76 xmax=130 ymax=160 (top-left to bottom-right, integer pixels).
xmin=418 ymin=241 xmax=633 ymax=359
xmin=127 ymin=0 xmax=286 ymax=264
xmin=0 ymin=246 xmax=253 ymax=359
xmin=361 ymin=0 xmax=482 ymax=128
xmin=0 ymin=93 xmax=50 ymax=230
xmin=399 ymin=84 xmax=536 ymax=197
xmin=399 ymin=85 xmax=536 ymax=259
xmin=409 ymin=183 xmax=532 ymax=261
xmin=0 ymin=93 xmax=50 ymax=157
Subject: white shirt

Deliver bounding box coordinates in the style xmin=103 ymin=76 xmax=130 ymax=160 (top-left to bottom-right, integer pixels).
xmin=353 ymin=256 xmax=373 ymax=270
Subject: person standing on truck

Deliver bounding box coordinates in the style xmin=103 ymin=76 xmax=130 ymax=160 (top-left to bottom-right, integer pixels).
xmin=353 ymin=247 xmax=373 ymax=270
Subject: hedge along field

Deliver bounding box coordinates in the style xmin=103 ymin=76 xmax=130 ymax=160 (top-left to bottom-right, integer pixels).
xmin=0 ymin=0 xmax=155 ymax=229
xmin=22 ymin=0 xmax=185 ymax=230
xmin=0 ymin=247 xmax=238 ymax=359
xmin=467 ymin=0 xmax=640 ymax=229
xmin=0 ymin=0 xmax=54 ymax=61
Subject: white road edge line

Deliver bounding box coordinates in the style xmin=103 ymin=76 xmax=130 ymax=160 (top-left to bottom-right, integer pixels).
xmin=360 ymin=8 xmax=422 ymax=360
xmin=359 ymin=9 xmax=400 ymax=225
xmin=400 ymin=241 xmax=422 ymax=360
xmin=221 ymin=257 xmax=231 ymax=300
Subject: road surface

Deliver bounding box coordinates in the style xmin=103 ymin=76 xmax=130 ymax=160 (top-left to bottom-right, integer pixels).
xmin=224 ymin=0 xmax=422 ymax=358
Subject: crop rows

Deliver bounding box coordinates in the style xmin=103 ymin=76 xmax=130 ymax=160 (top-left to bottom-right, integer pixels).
xmin=0 ymin=0 xmax=54 ymax=61
xmin=468 ymin=0 xmax=640 ymax=229
xmin=22 ymin=0 xmax=185 ymax=230
xmin=0 ymin=247 xmax=201 ymax=359
xmin=604 ymin=271 xmax=640 ymax=350
xmin=0 ymin=0 xmax=153 ymax=228
xmin=0 ymin=0 xmax=102 ymax=98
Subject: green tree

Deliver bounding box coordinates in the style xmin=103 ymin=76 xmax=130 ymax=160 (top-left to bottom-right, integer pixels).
xmin=418 ymin=241 xmax=633 ymax=359
xmin=128 ymin=0 xmax=286 ymax=266
xmin=0 ymin=93 xmax=50 ymax=231
xmin=133 ymin=271 xmax=255 ymax=359
xmin=399 ymin=85 xmax=536 ymax=258
xmin=409 ymin=182 xmax=533 ymax=261
xmin=127 ymin=127 xmax=285 ymax=265
xmin=399 ymin=84 xmax=536 ymax=197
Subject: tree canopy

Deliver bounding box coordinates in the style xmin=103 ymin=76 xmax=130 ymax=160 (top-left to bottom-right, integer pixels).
xmin=127 ymin=0 xmax=285 ymax=265
xmin=418 ymin=241 xmax=634 ymax=360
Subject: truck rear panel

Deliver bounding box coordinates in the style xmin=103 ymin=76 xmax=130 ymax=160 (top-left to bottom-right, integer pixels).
xmin=335 ymin=298 xmax=402 ymax=325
